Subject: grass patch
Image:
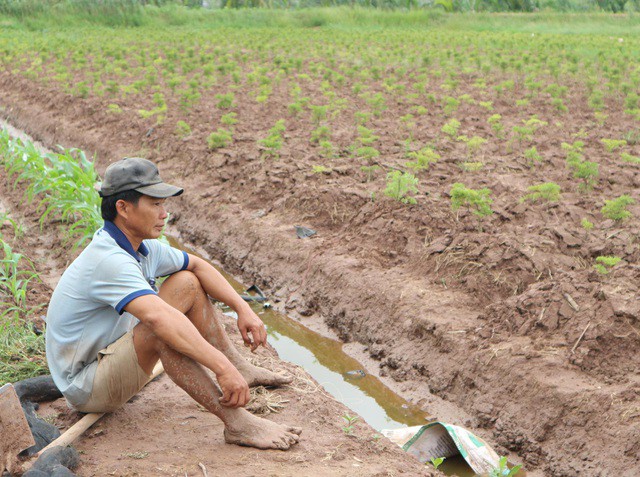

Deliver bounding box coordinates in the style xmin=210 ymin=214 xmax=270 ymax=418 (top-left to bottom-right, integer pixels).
xmin=0 ymin=315 xmax=47 ymax=385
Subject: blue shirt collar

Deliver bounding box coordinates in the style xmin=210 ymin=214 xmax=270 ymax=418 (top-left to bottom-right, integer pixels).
xmin=103 ymin=221 xmax=149 ymax=262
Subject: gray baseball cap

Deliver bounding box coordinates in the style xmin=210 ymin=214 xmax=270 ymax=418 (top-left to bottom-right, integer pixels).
xmin=99 ymin=157 xmax=183 ymax=198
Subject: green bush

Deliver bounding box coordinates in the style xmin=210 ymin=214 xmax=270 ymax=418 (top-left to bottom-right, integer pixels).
xmin=521 ymin=182 xmax=561 ymax=203
xmin=384 ymin=171 xmax=418 ymax=205
xmin=207 ymin=128 xmax=233 ymax=150
xmin=601 ymin=195 xmax=634 ymax=221
xmin=450 ymin=183 xmax=493 ymax=217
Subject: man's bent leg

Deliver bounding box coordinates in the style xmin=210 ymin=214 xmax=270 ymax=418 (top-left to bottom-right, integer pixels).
xmin=132 ymin=321 xmax=301 ymax=450
xmin=155 ymin=270 xmax=291 ymax=387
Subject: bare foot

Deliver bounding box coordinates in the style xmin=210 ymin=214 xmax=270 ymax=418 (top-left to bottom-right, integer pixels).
xmin=224 ymin=410 xmax=302 ymax=450
xmin=235 ymin=361 xmax=293 ymax=387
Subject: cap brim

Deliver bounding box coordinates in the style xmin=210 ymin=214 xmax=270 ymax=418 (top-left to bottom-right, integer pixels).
xmin=135 ymin=182 xmax=183 ymax=198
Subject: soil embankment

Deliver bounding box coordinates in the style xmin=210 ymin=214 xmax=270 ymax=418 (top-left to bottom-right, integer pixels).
xmin=2 ymin=63 xmax=639 ymax=477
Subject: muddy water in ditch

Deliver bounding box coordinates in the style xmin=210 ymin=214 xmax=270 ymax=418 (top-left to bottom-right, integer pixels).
xmin=168 ymin=236 xmax=483 ymax=477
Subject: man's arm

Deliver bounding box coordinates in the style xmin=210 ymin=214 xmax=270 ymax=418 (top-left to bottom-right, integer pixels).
xmin=186 ymin=254 xmax=267 ymax=351
xmin=125 ymin=294 xmax=250 ymax=407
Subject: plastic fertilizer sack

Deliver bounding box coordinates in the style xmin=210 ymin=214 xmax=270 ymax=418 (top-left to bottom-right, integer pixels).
xmin=381 ymin=421 xmax=500 ymax=474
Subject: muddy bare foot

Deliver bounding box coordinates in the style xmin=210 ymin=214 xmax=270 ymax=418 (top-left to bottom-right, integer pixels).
xmin=235 ymin=361 xmax=293 ymax=387
xmin=224 ymin=410 xmax=302 ymax=450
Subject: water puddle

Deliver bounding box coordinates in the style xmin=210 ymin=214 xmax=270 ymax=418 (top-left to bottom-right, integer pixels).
xmin=168 ymin=235 xmax=523 ymax=477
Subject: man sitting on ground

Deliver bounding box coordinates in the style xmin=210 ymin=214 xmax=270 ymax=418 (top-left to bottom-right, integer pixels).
xmin=46 ymin=157 xmax=301 ymax=450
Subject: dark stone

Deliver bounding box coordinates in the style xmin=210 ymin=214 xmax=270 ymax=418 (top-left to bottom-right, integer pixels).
xmin=23 ymin=447 xmax=80 ymax=477
xmin=14 ymin=376 xmax=62 ymax=403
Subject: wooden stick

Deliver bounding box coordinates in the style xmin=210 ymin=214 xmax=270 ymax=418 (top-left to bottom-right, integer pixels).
xmin=36 ymin=362 xmax=164 ymax=457
xmin=571 ymin=322 xmax=591 ymax=354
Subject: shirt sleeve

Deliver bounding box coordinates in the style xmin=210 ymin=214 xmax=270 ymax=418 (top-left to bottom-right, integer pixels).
xmin=145 ymin=239 xmax=189 ymax=278
xmin=89 ymin=253 xmax=156 ymax=314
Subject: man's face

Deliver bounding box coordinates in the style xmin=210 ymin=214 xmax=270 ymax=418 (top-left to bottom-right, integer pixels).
xmin=120 ymin=195 xmax=168 ymax=240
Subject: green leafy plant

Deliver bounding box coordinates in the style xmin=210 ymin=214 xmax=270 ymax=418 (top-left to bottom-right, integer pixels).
xmin=215 ymin=92 xmax=235 ymax=109
xmin=258 ymin=119 xmax=286 ymax=159
xmin=175 ymin=120 xmax=192 ymax=139
xmin=488 ymin=457 xmax=521 ymax=477
xmin=524 ymin=146 xmax=542 ymax=166
xmin=601 ymin=138 xmax=627 ymax=153
xmin=221 ymin=112 xmax=238 ymax=128
xmin=601 ymin=195 xmax=634 ymax=221
xmin=450 ymin=183 xmax=493 ymax=217
xmin=430 ymin=457 xmax=445 ymax=470
xmin=341 ymin=413 xmax=359 ymax=435
xmin=457 ymin=135 xmax=487 ymax=159
xmin=581 ymin=218 xmax=594 ymax=231
xmin=384 ymin=171 xmax=419 ymax=205
xmin=312 ymin=165 xmax=331 ymax=174
xmin=594 ymin=255 xmax=621 ymax=274
xmin=621 ymin=152 xmax=640 ymax=164
xmin=521 ymin=182 xmax=561 ymax=203
xmin=405 ymin=147 xmax=440 ymax=172
xmin=572 ymin=161 xmax=599 ymax=192
xmin=207 ymin=128 xmax=233 ymax=150
xmin=441 ymin=118 xmax=461 ymax=137
xmin=488 ymin=114 xmax=504 ymax=138
xmin=361 ymin=165 xmax=380 ymax=182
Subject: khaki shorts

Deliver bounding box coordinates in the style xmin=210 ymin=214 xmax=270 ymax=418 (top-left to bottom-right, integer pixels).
xmin=75 ymin=331 xmax=151 ymax=413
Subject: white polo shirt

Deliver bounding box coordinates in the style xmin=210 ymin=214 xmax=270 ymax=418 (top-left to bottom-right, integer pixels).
xmin=45 ymin=221 xmax=188 ymax=406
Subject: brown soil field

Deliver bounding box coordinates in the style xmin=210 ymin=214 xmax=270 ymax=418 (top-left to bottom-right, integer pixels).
xmin=1 ymin=59 xmax=639 ymax=477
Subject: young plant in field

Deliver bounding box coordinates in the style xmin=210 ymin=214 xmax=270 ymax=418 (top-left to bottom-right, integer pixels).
xmin=594 ymin=112 xmax=608 ymax=126
xmin=594 ymin=256 xmax=621 ymax=275
xmin=107 ymin=104 xmax=122 ymax=114
xmin=457 ymin=135 xmax=487 ymax=159
xmin=309 ymin=105 xmax=328 ymax=125
xmin=319 ymin=140 xmax=335 ymax=159
xmin=621 ymin=152 xmax=640 ymax=164
xmin=601 ymin=195 xmax=634 ymax=221
xmin=356 ymin=146 xmax=380 ymax=163
xmin=258 ymin=119 xmax=286 ymax=159
xmin=524 ymin=146 xmax=542 ymax=166
xmin=460 ymin=162 xmax=484 ymax=172
xmin=384 ymin=171 xmax=419 ymax=205
xmin=361 ymin=165 xmax=380 ymax=182
xmin=221 ymin=112 xmax=238 ymax=128
xmin=215 ymin=92 xmax=235 ymax=109
xmin=561 ymin=141 xmax=585 ymax=167
xmin=207 ymin=128 xmax=233 ymax=151
xmin=138 ymin=92 xmax=167 ymax=125
xmin=441 ymin=118 xmax=461 ymax=138
xmin=488 ymin=114 xmax=504 ymax=138
xmin=572 ymin=161 xmax=599 ymax=192
xmin=450 ymin=183 xmax=493 ymax=217
xmin=312 ymin=165 xmax=332 ymax=174
xmin=430 ymin=457 xmax=445 ymax=470
xmin=175 ymin=120 xmax=192 ymax=139
xmin=354 ymin=111 xmax=372 ymax=126
xmin=311 ymin=126 xmax=331 ymax=144
xmin=341 ymin=413 xmax=359 ymax=435
xmin=600 ymin=139 xmax=627 ymax=153
xmin=581 ymin=218 xmax=594 ymax=231
xmin=405 ymin=147 xmax=440 ymax=172
xmin=356 ymin=126 xmax=379 ymax=146
xmin=520 ymin=182 xmax=561 ymax=203
xmin=488 ymin=457 xmax=521 ymax=477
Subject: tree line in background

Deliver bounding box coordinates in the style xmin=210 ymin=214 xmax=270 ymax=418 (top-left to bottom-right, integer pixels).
xmin=0 ymin=0 xmax=638 ymax=14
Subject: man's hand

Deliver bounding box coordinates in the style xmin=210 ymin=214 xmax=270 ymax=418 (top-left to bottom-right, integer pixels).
xmin=217 ymin=366 xmax=250 ymax=408
xmin=237 ymin=308 xmax=267 ymax=352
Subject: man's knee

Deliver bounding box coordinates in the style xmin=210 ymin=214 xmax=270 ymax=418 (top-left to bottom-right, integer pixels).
xmin=159 ymin=270 xmax=204 ymax=312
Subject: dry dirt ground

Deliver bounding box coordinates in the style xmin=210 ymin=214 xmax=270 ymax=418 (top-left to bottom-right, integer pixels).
xmin=1 ymin=66 xmax=639 ymax=477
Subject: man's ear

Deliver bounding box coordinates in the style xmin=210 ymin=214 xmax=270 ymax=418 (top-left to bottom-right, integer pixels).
xmin=115 ymin=199 xmax=130 ymax=219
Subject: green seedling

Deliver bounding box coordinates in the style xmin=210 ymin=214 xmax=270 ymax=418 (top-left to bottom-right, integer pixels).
xmin=312 ymin=165 xmax=331 ymax=174
xmin=581 ymin=218 xmax=594 ymax=231
xmin=215 ymin=92 xmax=235 ymax=109
xmin=361 ymin=165 xmax=380 ymax=182
xmin=258 ymin=119 xmax=286 ymax=159
xmin=460 ymin=161 xmax=484 ymax=172
xmin=341 ymin=413 xmax=359 ymax=435
xmin=488 ymin=114 xmax=504 ymax=138
xmin=405 ymin=147 xmax=440 ymax=172
xmin=107 ymin=104 xmax=122 ymax=114
xmin=594 ymin=256 xmax=621 ymax=275
xmin=621 ymin=153 xmax=640 ymax=164
xmin=450 ymin=183 xmax=493 ymax=217
xmin=594 ymin=112 xmax=608 ymax=126
xmin=489 ymin=457 xmax=521 ymax=477
xmin=221 ymin=112 xmax=238 ymax=128
xmin=355 ymin=146 xmax=380 ymax=163
xmin=430 ymin=457 xmax=445 ymax=469
xmin=601 ymin=139 xmax=627 ymax=153
xmin=520 ymin=182 xmax=561 ymax=203
xmin=601 ymin=195 xmax=634 ymax=221
xmin=175 ymin=120 xmax=192 ymax=139
xmin=207 ymin=128 xmax=233 ymax=150
xmin=457 ymin=135 xmax=487 ymax=159
xmin=572 ymin=161 xmax=599 ymax=192
xmin=441 ymin=118 xmax=461 ymax=138
xmin=524 ymin=146 xmax=542 ymax=166
xmin=384 ymin=171 xmax=419 ymax=205
xmin=311 ymin=126 xmax=331 ymax=144
xmin=356 ymin=126 xmax=379 ymax=146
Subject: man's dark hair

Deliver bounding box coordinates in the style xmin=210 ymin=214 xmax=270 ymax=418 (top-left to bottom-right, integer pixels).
xmin=100 ymin=189 xmax=143 ymax=221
